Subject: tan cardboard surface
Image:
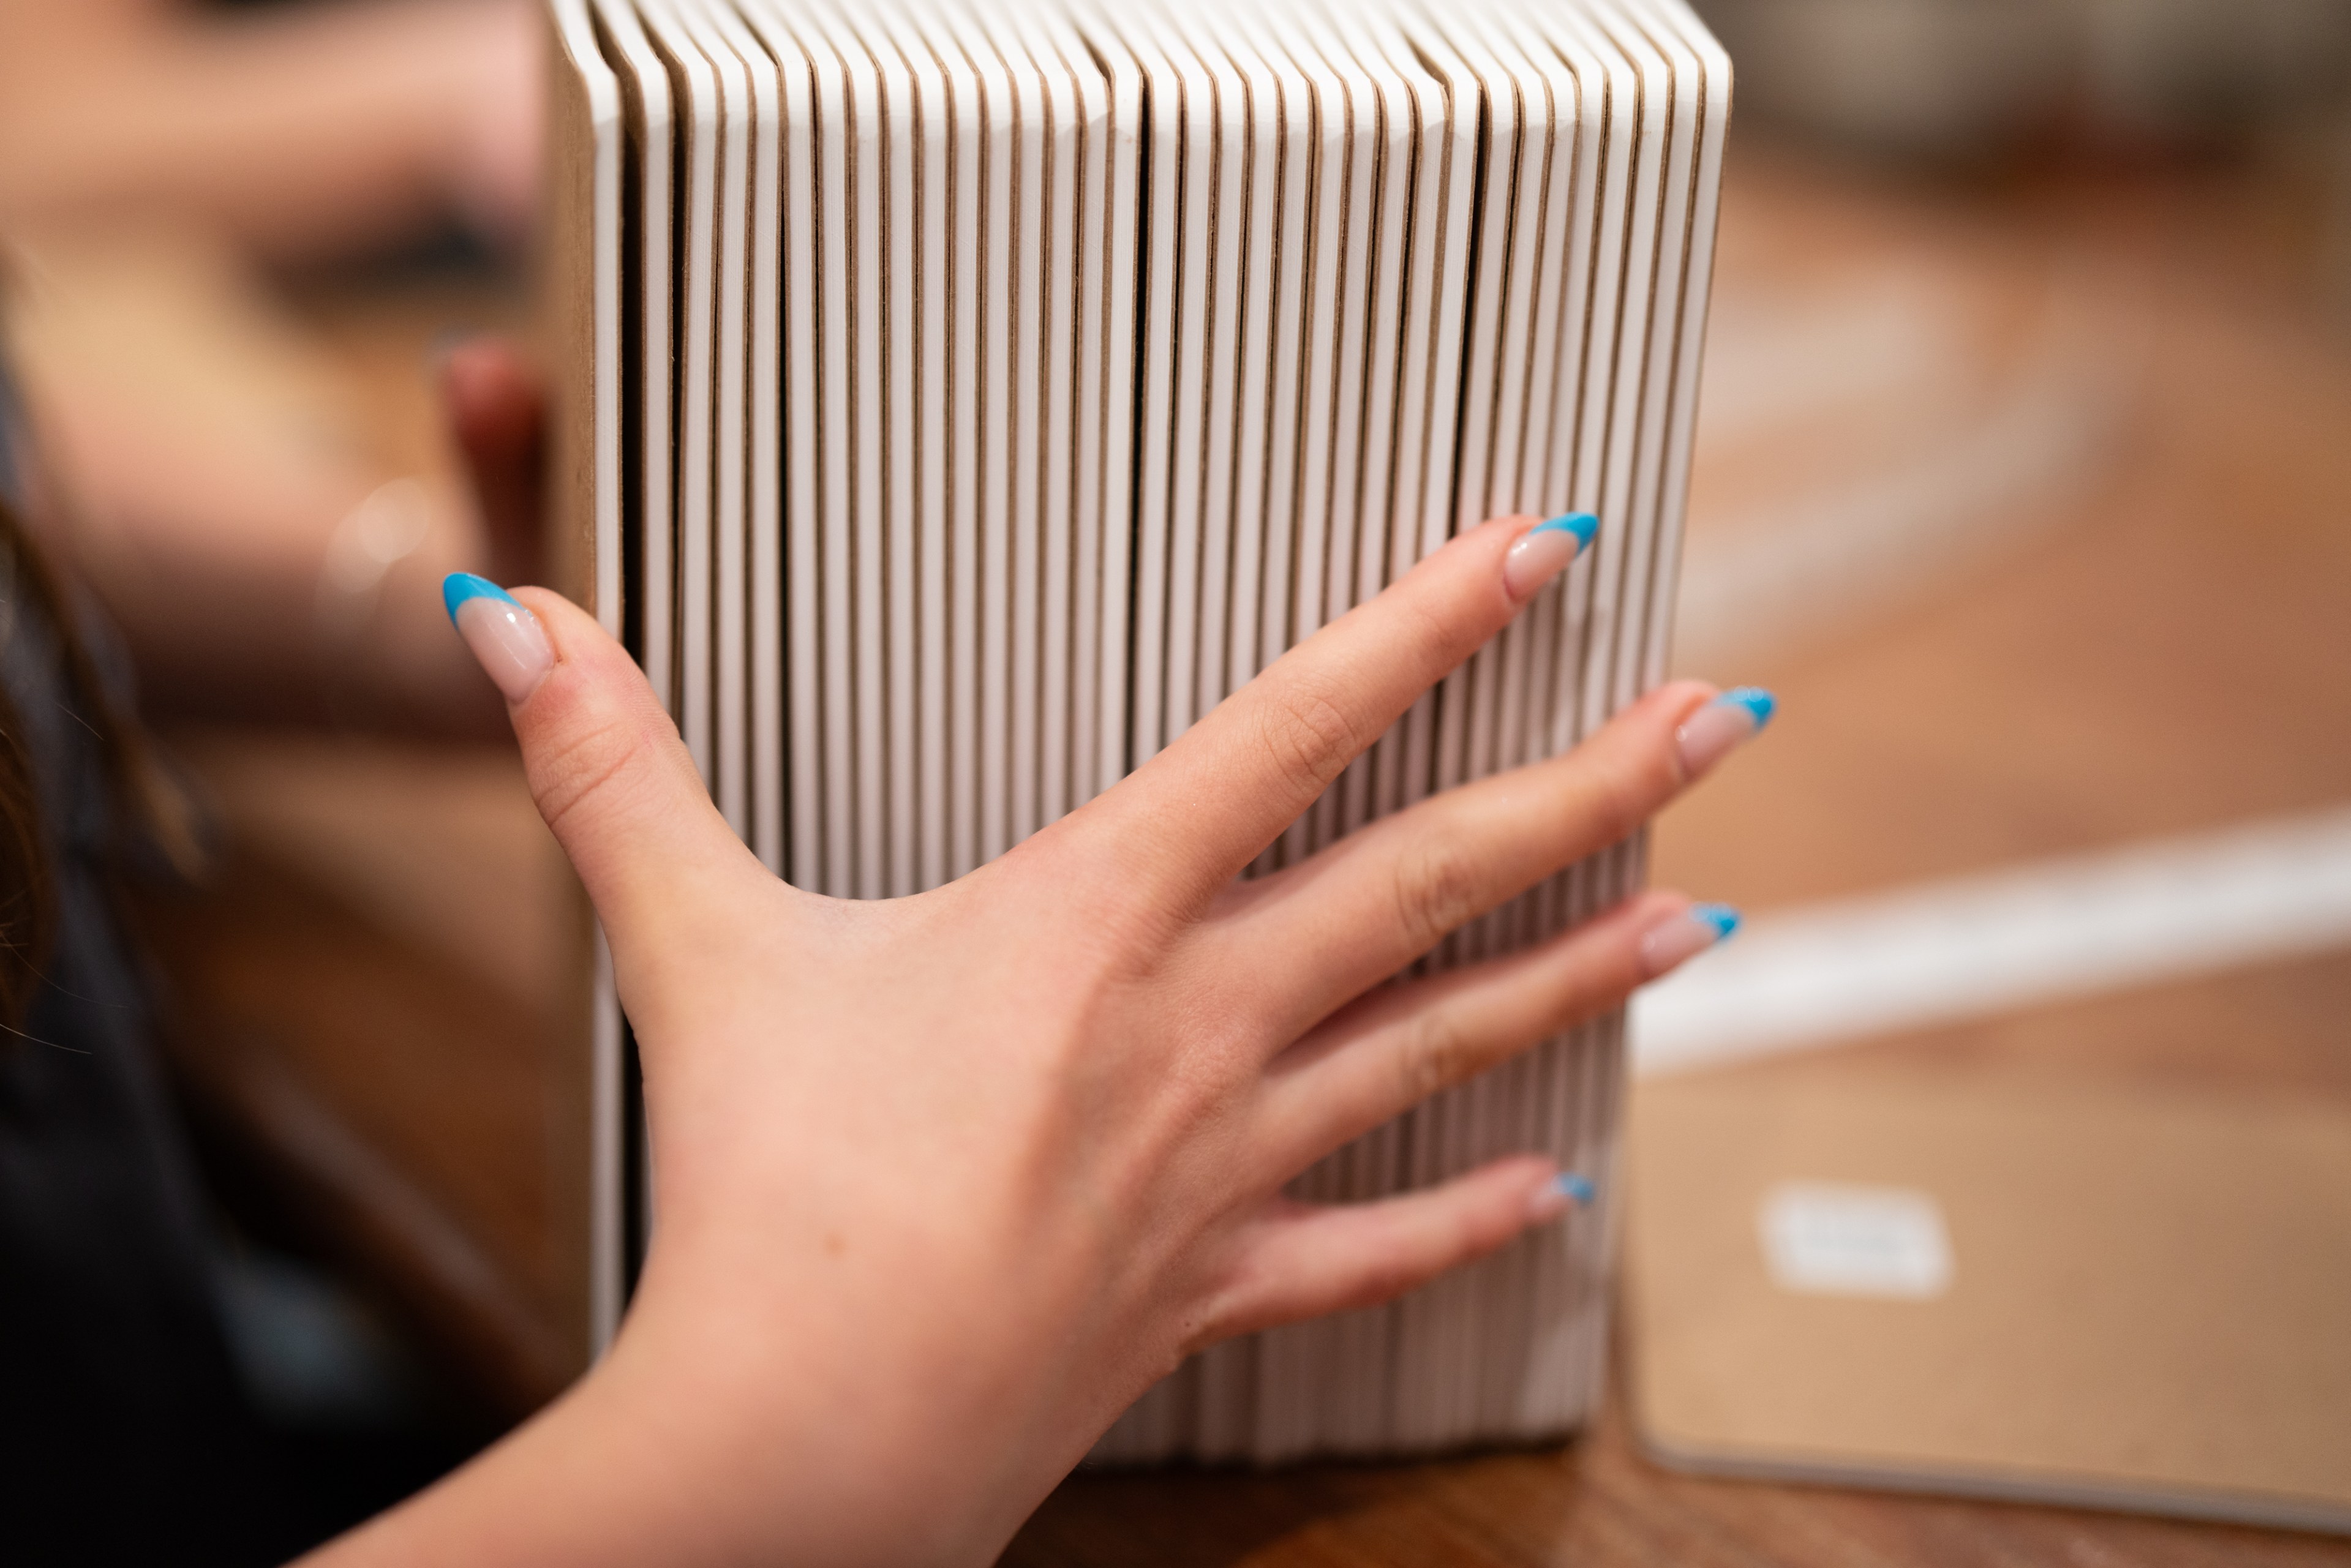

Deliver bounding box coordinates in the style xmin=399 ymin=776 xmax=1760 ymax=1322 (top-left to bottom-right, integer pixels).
xmin=1624 ymin=1070 xmax=2351 ymax=1531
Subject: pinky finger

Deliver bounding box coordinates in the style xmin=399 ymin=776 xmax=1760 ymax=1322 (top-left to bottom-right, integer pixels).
xmin=1203 ymin=1156 xmax=1586 ymax=1341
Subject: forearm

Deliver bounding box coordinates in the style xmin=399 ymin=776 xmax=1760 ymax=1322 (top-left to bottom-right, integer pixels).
xmin=305 ymin=1296 xmax=1055 ymax=1568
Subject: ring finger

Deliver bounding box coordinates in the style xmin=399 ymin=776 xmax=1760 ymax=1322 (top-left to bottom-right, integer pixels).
xmin=1251 ymin=890 xmax=1734 ymax=1172
xmin=1208 ymin=680 xmax=1766 ymax=1044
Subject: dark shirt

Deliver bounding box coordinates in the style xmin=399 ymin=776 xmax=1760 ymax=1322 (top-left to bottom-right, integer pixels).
xmin=0 ymin=364 xmax=287 ymax=1564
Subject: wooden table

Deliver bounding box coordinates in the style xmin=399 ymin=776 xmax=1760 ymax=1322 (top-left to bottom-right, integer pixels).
xmin=136 ymin=140 xmax=2351 ymax=1562
xmin=1011 ymin=1372 xmax=2351 ymax=1567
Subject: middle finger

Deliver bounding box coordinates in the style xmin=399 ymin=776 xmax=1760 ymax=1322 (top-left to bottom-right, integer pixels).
xmin=1203 ymin=679 xmax=1755 ymax=1044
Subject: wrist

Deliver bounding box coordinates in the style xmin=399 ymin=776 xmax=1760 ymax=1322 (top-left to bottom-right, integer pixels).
xmin=310 ymin=1285 xmax=1036 ymax=1568
xmin=592 ymin=1256 xmax=1045 ymax=1566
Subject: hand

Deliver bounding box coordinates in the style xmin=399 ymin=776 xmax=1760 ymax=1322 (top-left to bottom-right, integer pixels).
xmin=0 ymin=0 xmax=542 ymax=262
xmin=1 ymin=323 xmax=542 ymax=734
xmin=322 ymin=515 xmax=1767 ymax=1567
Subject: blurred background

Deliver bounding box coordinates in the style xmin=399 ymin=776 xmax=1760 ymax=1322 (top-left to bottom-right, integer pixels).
xmin=1 ymin=0 xmax=2345 ymax=1562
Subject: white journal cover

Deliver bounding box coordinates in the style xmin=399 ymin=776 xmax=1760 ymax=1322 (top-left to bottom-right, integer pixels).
xmin=547 ymin=0 xmax=1729 ymax=1461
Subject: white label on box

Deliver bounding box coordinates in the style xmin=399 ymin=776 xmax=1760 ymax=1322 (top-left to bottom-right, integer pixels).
xmin=1758 ymin=1182 xmax=1954 ymax=1299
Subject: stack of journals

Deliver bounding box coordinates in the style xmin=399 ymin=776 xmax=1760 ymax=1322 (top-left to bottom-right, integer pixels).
xmin=544 ymin=0 xmax=1726 ymax=1460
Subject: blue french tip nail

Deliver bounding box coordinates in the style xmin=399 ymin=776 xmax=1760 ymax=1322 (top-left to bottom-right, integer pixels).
xmin=1535 ymin=511 xmax=1600 ymax=550
xmin=1554 ymin=1172 xmax=1597 ymax=1206
xmin=442 ymin=571 xmax=519 ymax=625
xmin=1716 ymin=686 xmax=1775 ymax=730
xmin=1690 ymin=902 xmax=1740 ymax=943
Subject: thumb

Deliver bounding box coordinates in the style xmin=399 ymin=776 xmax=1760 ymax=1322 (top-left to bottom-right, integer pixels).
xmin=442 ymin=574 xmax=769 ymax=962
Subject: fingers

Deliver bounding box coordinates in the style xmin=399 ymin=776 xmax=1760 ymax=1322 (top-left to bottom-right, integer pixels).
xmin=443 ymin=576 xmax=775 ymax=966
xmin=1211 ymin=678 xmax=1759 ymax=1039
xmin=1092 ymin=513 xmax=1593 ymax=910
xmin=1251 ymin=891 xmax=1724 ymax=1169
xmin=439 ymin=336 xmax=546 ymax=587
xmin=1204 ymin=1157 xmax=1576 ymax=1340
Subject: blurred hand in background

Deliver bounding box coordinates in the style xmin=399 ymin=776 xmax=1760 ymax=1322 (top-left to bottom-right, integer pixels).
xmin=0 ymin=0 xmax=541 ymax=264
xmin=0 ymin=0 xmax=546 ymax=738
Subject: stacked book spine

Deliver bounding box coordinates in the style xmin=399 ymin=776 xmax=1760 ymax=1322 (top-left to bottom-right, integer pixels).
xmin=544 ymin=0 xmax=1728 ymax=1460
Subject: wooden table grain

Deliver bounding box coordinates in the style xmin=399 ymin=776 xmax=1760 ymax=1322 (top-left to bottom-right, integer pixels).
xmin=1007 ymin=1392 xmax=2351 ymax=1568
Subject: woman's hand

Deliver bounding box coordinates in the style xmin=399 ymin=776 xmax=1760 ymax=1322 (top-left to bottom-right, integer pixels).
xmin=321 ymin=510 xmax=1766 ymax=1567
xmin=4 ymin=323 xmax=546 ymax=735
xmin=336 ymin=517 xmax=1764 ymax=1566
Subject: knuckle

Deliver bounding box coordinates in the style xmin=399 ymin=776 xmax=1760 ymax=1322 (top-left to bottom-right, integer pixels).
xmin=1450 ymin=1211 xmax=1511 ymax=1274
xmin=527 ymin=699 xmax=658 ymax=843
xmin=1390 ymin=833 xmax=1484 ymax=956
xmin=1342 ymin=1253 xmax=1423 ymax=1313
xmin=1393 ymin=593 xmax=1464 ymax=681
xmin=1438 ymin=1204 xmax=1485 ymax=1269
xmin=1581 ymin=741 xmax=1676 ymax=847
xmin=1191 ymin=1236 xmax=1291 ymax=1346
xmin=1255 ymin=681 xmax=1362 ymax=802
xmin=1396 ymin=1007 xmax=1479 ymax=1108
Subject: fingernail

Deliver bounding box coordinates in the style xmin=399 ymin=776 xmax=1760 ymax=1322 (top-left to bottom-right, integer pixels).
xmin=1528 ymin=1170 xmax=1598 ymax=1222
xmin=1675 ymin=686 xmax=1774 ymax=778
xmin=1503 ymin=512 xmax=1598 ymax=601
xmin=443 ymin=572 xmax=552 ymax=702
xmin=1639 ymin=901 xmax=1739 ymax=977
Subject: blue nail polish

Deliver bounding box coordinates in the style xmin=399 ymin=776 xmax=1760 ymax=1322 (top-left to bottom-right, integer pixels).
xmin=443 ymin=571 xmax=519 ymax=625
xmin=1690 ymin=902 xmax=1740 ymax=942
xmin=1554 ymin=1172 xmax=1597 ymax=1206
xmin=1533 ymin=511 xmax=1600 ymax=550
xmin=1715 ymin=686 xmax=1775 ymax=730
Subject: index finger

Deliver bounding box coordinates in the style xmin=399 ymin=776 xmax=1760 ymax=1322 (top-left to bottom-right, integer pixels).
xmin=1091 ymin=512 xmax=1593 ymax=910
